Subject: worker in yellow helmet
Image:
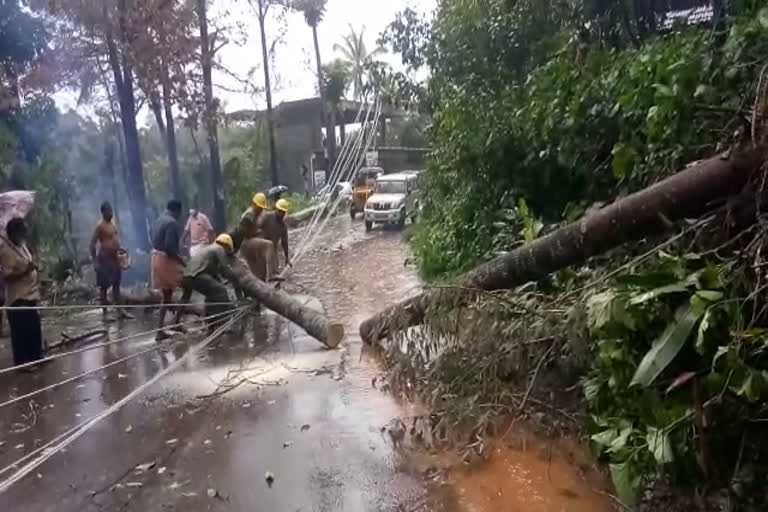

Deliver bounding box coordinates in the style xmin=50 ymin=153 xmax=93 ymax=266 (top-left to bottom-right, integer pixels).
xmin=256 ymin=198 xmax=291 ymax=272
xmin=172 ymin=234 xmax=237 ymax=334
xmin=231 ymin=191 xmax=276 ymax=284
xmin=233 ymin=192 xmax=267 ymax=248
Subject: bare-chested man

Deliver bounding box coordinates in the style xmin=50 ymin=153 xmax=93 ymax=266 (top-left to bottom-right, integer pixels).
xmin=89 ymin=202 xmax=133 ymax=321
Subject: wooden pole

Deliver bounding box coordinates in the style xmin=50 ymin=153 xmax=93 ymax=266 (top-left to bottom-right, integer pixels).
xmin=360 ymin=147 xmax=767 ymax=344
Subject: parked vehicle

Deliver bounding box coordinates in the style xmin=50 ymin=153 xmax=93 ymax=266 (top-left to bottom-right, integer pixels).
xmin=349 ymin=167 xmax=383 ymax=220
xmin=313 ymin=181 xmax=352 ymax=204
xmin=363 ymin=173 xmax=420 ymax=232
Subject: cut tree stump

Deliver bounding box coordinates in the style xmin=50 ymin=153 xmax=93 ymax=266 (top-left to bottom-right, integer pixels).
xmin=229 ymin=260 xmax=344 ymax=348
xmin=360 ymin=147 xmax=767 ymax=344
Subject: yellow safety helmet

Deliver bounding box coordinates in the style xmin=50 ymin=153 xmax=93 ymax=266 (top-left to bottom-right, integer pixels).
xmin=252 ymin=192 xmax=267 ymax=209
xmin=275 ymin=198 xmax=290 ymax=213
xmin=215 ymin=233 xmax=234 ymax=251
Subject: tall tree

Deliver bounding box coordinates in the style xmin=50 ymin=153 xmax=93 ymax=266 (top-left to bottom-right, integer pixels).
xmin=106 ymin=0 xmax=151 ymax=249
xmin=333 ymin=25 xmax=381 ymax=101
xmin=134 ymin=0 xmax=197 ymax=208
xmin=249 ymin=0 xmax=284 ymax=186
xmin=35 ymin=0 xmax=162 ymax=250
xmin=292 ymin=0 xmax=336 ymax=170
xmin=0 ymin=0 xmax=50 ymax=113
xmin=322 ymin=59 xmax=349 ymax=155
xmin=195 ymin=0 xmax=226 ymax=230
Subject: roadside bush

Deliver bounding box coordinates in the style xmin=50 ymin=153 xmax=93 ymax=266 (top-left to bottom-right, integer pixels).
xmin=412 ymin=12 xmax=768 ymax=279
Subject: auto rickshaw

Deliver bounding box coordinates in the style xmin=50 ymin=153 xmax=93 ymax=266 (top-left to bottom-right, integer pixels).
xmin=349 ymin=167 xmax=383 ymax=219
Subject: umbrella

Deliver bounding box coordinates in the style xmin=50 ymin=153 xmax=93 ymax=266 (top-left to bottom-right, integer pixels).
xmin=0 ymin=191 xmax=36 ymax=236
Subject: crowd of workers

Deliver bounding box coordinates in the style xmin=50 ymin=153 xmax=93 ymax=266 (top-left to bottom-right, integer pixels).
xmin=0 ymin=192 xmax=292 ymax=370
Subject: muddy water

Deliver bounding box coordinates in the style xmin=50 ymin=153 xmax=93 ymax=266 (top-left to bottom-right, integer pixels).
xmin=0 ymin=215 xmax=610 ymax=511
xmin=290 ymin=218 xmax=613 ymax=512
xmin=452 ymin=437 xmax=612 ymax=512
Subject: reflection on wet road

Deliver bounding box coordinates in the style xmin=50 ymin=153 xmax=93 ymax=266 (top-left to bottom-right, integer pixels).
xmin=0 ymin=216 xmax=431 ymax=512
xmin=0 ymin=215 xmax=611 ymax=512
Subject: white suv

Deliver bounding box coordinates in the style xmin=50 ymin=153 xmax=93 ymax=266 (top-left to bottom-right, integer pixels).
xmin=364 ymin=173 xmax=420 ymax=231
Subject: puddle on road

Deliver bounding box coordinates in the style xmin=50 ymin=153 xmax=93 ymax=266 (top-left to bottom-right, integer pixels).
xmin=292 ymin=218 xmax=613 ymax=512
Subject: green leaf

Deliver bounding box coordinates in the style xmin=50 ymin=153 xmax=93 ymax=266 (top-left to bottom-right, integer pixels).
xmin=653 ymin=84 xmax=674 ymax=97
xmin=631 ymin=303 xmax=705 ymax=387
xmin=712 ymin=345 xmax=730 ymax=370
xmin=591 ymin=429 xmax=618 ymax=449
xmin=587 ymin=291 xmax=636 ymax=333
xmin=646 ymin=427 xmax=674 ymax=464
xmin=517 ymin=197 xmax=529 ymax=217
xmin=759 ymin=7 xmax=768 ymax=29
xmin=735 ymin=372 xmax=761 ymax=402
xmin=696 ymin=290 xmax=724 ymax=303
xmin=583 ymin=377 xmax=602 ymax=402
xmin=611 ymin=142 xmax=636 ymax=180
xmin=629 ymin=282 xmax=690 ymax=305
xmin=610 ymin=463 xmax=637 ymax=505
xmin=609 ymin=427 xmax=632 ymax=453
xmin=696 ymin=308 xmax=713 ymax=354
xmin=694 ymin=84 xmax=713 ymax=98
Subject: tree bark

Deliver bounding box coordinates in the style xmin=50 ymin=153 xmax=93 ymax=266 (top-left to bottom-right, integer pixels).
xmin=229 ymin=260 xmax=344 ymax=348
xmin=161 ymin=73 xmax=184 ymax=205
xmin=257 ymin=0 xmax=279 ymax=187
xmin=311 ymin=23 xmax=335 ymax=171
xmin=103 ymin=137 xmax=122 ymax=229
xmin=106 ymin=35 xmax=150 ymax=251
xmin=150 ymin=91 xmax=166 ymax=135
xmin=360 ymin=148 xmax=767 ymax=344
xmin=197 ymin=0 xmax=226 ymax=231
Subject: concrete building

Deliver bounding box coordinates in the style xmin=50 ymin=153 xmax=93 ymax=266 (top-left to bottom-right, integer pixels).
xmin=228 ymin=97 xmax=429 ymax=192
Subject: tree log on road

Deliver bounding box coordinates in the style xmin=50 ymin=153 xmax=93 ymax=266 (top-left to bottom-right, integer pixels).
xmin=229 ymin=260 xmax=344 ymax=348
xmin=360 ymin=147 xmax=767 ymax=344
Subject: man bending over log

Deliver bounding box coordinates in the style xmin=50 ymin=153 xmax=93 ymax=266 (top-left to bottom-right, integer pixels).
xmin=173 ymin=234 xmax=236 ymax=334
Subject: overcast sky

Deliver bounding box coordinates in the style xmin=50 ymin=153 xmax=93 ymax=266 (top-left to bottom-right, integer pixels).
xmin=211 ymin=0 xmax=435 ymax=112
xmin=54 ymin=0 xmax=435 ymax=121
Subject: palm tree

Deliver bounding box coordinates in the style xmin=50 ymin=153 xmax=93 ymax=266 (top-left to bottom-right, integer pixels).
xmin=249 ymin=0 xmax=283 ymax=186
xmin=322 ymin=59 xmax=350 ymax=157
xmin=333 ymin=25 xmax=382 ymax=101
xmin=292 ymin=0 xmax=335 ymax=167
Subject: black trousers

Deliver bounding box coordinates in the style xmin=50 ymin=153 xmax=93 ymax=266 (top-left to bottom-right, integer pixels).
xmin=7 ymin=299 xmax=43 ymax=365
xmin=180 ymin=275 xmax=232 ymax=324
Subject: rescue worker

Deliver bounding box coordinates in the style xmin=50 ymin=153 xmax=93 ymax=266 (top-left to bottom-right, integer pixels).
xmin=89 ymin=202 xmax=133 ymax=321
xmin=233 ymin=192 xmax=268 ymax=248
xmin=256 ymin=198 xmax=291 ymax=272
xmin=152 ymin=199 xmax=185 ymax=341
xmin=234 ymin=192 xmax=275 ymax=282
xmin=173 ymin=234 xmax=236 ymax=333
xmin=0 ymin=218 xmax=44 ymax=367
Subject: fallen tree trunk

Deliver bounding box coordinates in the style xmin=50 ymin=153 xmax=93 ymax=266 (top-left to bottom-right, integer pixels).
xmin=360 ymin=147 xmax=767 ymax=344
xmin=285 ymin=203 xmax=326 ymax=228
xmin=52 ymin=283 xmax=206 ymax=315
xmin=229 ymin=260 xmax=344 ymax=348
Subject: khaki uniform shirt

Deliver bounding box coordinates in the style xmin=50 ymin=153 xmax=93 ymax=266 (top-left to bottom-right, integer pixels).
xmin=184 ymin=244 xmax=234 ymax=281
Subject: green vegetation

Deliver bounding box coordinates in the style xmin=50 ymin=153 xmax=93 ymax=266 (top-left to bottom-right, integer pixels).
xmin=408 ymin=2 xmax=768 ymax=279
xmin=378 ymin=1 xmax=768 ymax=507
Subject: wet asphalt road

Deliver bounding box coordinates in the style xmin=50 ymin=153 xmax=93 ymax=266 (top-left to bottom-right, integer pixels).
xmin=0 ymin=216 xmax=434 ymax=512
